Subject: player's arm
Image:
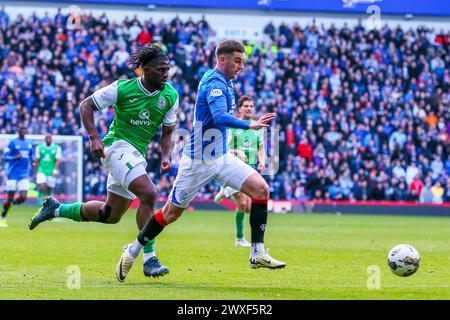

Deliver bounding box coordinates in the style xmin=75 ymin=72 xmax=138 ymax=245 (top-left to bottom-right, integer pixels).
xmin=207 ymin=81 xmax=275 ymax=130
xmin=3 ymin=141 xmax=20 ymax=161
xmin=54 ymin=145 xmax=62 ymax=174
xmin=257 ymin=131 xmax=266 ymax=172
xmin=80 ymin=96 xmax=105 ymax=158
xmin=80 ymin=81 xmax=118 ymax=159
xmin=159 ymin=95 xmax=179 ymax=173
xmin=227 ymin=128 xmax=247 ymax=161
xmin=35 ymin=145 xmax=40 ymax=176
xmin=208 ymin=82 xmax=250 ymax=129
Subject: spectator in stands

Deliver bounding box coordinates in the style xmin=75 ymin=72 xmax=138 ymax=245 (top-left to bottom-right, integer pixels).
xmin=420 ymin=178 xmax=434 ymax=203
xmin=0 ymin=6 xmax=9 ymax=30
xmin=409 ymin=174 xmax=423 ymax=202
xmin=431 ymin=181 xmax=444 ymax=204
xmin=0 ymin=9 xmax=449 ymax=202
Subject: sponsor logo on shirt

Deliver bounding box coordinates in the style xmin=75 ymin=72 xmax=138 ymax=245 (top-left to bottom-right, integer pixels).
xmin=210 ymin=89 xmax=223 ymax=97
xmin=130 ymin=109 xmax=151 ymax=126
xmin=139 ymin=109 xmax=150 ymax=120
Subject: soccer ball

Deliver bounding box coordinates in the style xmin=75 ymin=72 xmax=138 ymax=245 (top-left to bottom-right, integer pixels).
xmin=387 ymin=244 xmax=420 ymax=277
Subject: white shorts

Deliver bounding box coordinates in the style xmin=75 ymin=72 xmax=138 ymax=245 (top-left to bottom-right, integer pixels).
xmin=6 ymin=179 xmax=30 ymax=192
xmin=101 ymin=140 xmax=148 ymax=200
xmin=169 ymin=152 xmax=257 ymax=208
xmin=36 ymin=173 xmax=56 ymax=188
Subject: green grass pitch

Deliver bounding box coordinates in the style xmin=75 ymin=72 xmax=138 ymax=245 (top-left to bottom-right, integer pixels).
xmin=1 ymin=206 xmax=449 ymax=300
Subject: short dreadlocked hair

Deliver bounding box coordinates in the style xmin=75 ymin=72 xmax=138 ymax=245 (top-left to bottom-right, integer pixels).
xmin=128 ymin=44 xmax=168 ymax=69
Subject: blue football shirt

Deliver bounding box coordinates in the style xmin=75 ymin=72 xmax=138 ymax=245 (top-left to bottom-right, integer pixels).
xmin=4 ymin=137 xmax=34 ymax=180
xmin=183 ymin=69 xmax=250 ymax=161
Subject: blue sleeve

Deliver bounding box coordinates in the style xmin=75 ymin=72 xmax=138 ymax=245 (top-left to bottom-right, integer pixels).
xmin=206 ymin=80 xmax=250 ymax=130
xmin=4 ymin=141 xmax=15 ymax=161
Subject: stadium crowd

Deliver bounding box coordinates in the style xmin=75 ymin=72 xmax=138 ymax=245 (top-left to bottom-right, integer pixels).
xmin=0 ymin=8 xmax=449 ymax=203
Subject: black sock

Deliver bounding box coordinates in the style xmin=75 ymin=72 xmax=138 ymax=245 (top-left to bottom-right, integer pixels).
xmin=2 ymin=201 xmax=11 ymax=218
xmin=137 ymin=215 xmax=165 ymax=246
xmin=250 ymin=201 xmax=268 ymax=243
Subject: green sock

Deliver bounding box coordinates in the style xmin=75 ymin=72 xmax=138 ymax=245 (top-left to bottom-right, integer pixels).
xmin=235 ymin=211 xmax=245 ymax=239
xmin=143 ymin=238 xmax=156 ymax=254
xmin=38 ymin=192 xmax=43 ymax=207
xmin=57 ymin=203 xmax=84 ymax=222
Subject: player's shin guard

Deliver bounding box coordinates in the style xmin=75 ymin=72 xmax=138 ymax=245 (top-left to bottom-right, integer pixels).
xmin=143 ymin=238 xmax=156 ymax=254
xmin=38 ymin=192 xmax=44 ymax=207
xmin=235 ymin=211 xmax=245 ymax=239
xmin=137 ymin=208 xmax=167 ymax=246
xmin=57 ymin=203 xmax=85 ymax=222
xmin=249 ymin=198 xmax=268 ymax=243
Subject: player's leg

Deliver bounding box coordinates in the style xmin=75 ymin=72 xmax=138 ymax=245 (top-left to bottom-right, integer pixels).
xmin=1 ymin=187 xmax=15 ymax=227
xmin=117 ymin=154 xmax=215 ymax=281
xmin=240 ymin=173 xmax=285 ymax=269
xmin=128 ymin=174 xmax=169 ymax=278
xmin=117 ymin=200 xmax=184 ymax=282
xmin=245 ymin=194 xmax=252 ymax=213
xmin=45 ymin=176 xmax=62 ymax=222
xmin=1 ymin=191 xmax=15 ymax=218
xmin=45 ymin=175 xmax=56 ymax=200
xmin=219 ymin=153 xmax=285 ymax=269
xmin=37 ymin=184 xmax=46 ymax=207
xmin=214 ymin=186 xmax=226 ymax=203
xmin=46 ymin=185 xmax=64 ymax=223
xmin=15 ymin=190 xmax=27 ymax=205
xmin=46 ymin=185 xmax=53 ymax=203
xmin=29 ymin=189 xmax=133 ymax=230
xmin=133 ymin=154 xmax=213 ymax=246
xmin=13 ymin=179 xmax=29 ymax=206
xmin=216 ymin=185 xmax=238 ymax=203
xmin=36 ymin=173 xmax=47 ymax=206
xmin=2 ymin=179 xmax=18 ymax=221
xmin=233 ymin=192 xmax=251 ymax=247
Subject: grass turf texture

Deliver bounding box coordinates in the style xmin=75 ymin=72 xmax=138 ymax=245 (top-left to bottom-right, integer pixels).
xmin=1 ymin=206 xmax=449 ymax=300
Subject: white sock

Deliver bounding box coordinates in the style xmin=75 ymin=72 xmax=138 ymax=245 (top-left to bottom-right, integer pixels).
xmin=143 ymin=251 xmax=156 ymax=263
xmin=54 ymin=208 xmax=60 ymax=217
xmin=251 ymin=242 xmax=265 ymax=256
xmin=128 ymin=239 xmax=143 ymax=258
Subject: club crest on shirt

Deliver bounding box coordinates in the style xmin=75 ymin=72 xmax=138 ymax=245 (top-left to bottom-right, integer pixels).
xmin=210 ymin=89 xmax=223 ymax=97
xmin=178 ymin=190 xmax=188 ymax=202
xmin=158 ymin=98 xmax=167 ymax=108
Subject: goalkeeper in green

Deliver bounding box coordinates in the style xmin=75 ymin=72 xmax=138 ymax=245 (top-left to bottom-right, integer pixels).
xmin=214 ymin=95 xmax=267 ymax=247
xmin=35 ymin=134 xmax=62 ymax=207
xmin=29 ymin=44 xmax=178 ymax=279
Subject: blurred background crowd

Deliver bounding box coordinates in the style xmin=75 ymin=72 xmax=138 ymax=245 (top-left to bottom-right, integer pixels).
xmin=0 ymin=8 xmax=449 ymax=203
